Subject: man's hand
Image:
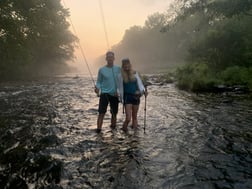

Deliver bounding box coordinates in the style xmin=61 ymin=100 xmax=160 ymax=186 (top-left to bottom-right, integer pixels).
xmin=94 ymin=86 xmax=99 ymax=94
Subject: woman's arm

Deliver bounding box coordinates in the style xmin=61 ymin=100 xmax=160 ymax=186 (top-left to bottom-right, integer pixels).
xmin=135 ymin=72 xmax=145 ymax=95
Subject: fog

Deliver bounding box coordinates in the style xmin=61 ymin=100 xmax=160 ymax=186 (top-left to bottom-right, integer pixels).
xmin=66 ymin=59 xmax=99 ymax=77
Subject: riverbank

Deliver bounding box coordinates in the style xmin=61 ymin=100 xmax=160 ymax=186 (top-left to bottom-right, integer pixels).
xmin=145 ymin=72 xmax=252 ymax=96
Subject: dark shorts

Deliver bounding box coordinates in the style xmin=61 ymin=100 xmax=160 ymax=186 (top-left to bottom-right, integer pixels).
xmin=98 ymin=93 xmax=119 ymax=115
xmin=124 ymin=93 xmax=140 ymax=105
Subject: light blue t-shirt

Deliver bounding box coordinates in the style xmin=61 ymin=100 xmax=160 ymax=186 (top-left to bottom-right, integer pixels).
xmin=96 ymin=65 xmax=121 ymax=96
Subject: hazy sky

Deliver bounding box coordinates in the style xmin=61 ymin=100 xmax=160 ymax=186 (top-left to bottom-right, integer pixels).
xmin=62 ymin=0 xmax=173 ymax=72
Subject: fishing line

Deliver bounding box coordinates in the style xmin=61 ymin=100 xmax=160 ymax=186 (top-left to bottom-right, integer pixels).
xmin=98 ymin=0 xmax=110 ymax=50
xmin=62 ymin=0 xmax=95 ymax=86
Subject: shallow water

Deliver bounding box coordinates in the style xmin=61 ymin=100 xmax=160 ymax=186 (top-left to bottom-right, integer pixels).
xmin=0 ymin=76 xmax=251 ymax=189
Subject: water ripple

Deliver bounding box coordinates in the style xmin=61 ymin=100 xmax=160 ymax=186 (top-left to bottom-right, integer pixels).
xmin=0 ymin=77 xmax=251 ymax=188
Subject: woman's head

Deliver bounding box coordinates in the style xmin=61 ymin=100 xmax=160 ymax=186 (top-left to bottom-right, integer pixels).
xmin=122 ymin=58 xmax=131 ymax=72
xmin=121 ymin=58 xmax=135 ymax=82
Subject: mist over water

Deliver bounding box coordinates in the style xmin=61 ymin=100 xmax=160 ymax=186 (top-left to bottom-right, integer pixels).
xmin=0 ymin=76 xmax=251 ymax=189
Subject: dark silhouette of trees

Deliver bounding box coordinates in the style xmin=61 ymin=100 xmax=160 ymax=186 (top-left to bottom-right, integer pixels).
xmin=0 ymin=0 xmax=76 ymax=79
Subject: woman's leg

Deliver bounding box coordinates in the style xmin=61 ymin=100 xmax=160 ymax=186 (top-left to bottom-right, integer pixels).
xmin=122 ymin=104 xmax=132 ymax=131
xmin=132 ymin=104 xmax=139 ymax=128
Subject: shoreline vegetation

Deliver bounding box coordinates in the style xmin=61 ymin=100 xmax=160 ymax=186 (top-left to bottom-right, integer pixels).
xmin=142 ymin=67 xmax=252 ymax=95
xmin=175 ymin=64 xmax=252 ymax=94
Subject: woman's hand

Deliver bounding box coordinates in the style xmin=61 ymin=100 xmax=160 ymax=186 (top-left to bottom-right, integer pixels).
xmin=135 ymin=90 xmax=141 ymax=98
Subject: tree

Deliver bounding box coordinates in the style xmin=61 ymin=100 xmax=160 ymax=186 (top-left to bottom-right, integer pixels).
xmin=174 ymin=0 xmax=252 ymax=21
xmin=144 ymin=12 xmax=167 ymax=30
xmin=187 ymin=15 xmax=252 ymax=70
xmin=172 ymin=0 xmax=252 ymax=91
xmin=0 ymin=0 xmax=76 ymax=79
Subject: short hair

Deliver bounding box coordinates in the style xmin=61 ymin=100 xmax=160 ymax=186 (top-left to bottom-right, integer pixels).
xmin=106 ymin=51 xmax=114 ymax=57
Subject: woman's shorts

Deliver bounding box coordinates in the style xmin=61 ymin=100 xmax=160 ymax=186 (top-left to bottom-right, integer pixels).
xmin=124 ymin=93 xmax=140 ymax=105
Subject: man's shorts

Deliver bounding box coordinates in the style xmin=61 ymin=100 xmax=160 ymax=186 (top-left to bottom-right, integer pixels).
xmin=98 ymin=93 xmax=119 ymax=115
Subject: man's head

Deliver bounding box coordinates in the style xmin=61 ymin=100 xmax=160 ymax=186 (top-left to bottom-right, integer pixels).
xmin=105 ymin=51 xmax=115 ymax=66
xmin=106 ymin=51 xmax=114 ymax=57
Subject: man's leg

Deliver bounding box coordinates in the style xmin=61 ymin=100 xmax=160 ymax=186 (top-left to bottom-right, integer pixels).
xmin=109 ymin=95 xmax=119 ymax=128
xmin=97 ymin=94 xmax=108 ymax=132
xmin=111 ymin=114 xmax=117 ymax=129
xmin=97 ymin=113 xmax=105 ymax=131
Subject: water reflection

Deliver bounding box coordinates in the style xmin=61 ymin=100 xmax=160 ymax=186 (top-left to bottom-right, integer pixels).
xmin=0 ymin=77 xmax=251 ymax=188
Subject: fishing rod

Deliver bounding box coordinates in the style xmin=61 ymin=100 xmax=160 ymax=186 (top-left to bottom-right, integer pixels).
xmin=98 ymin=0 xmax=110 ymax=50
xmin=62 ymin=0 xmax=96 ymax=86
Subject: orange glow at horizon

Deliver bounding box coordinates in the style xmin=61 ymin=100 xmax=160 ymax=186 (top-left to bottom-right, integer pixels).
xmin=62 ymin=0 xmax=173 ymax=73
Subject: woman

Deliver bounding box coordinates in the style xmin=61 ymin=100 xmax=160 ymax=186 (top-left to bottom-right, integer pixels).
xmin=117 ymin=58 xmax=147 ymax=131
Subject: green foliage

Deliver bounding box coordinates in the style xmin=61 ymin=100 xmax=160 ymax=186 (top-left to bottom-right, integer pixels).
xmin=175 ymin=62 xmax=221 ymax=92
xmin=94 ymin=0 xmax=252 ymax=92
xmin=0 ymin=0 xmax=76 ymax=80
xmin=172 ymin=0 xmax=252 ymax=92
xmin=175 ymin=0 xmax=252 ymax=22
xmin=176 ymin=63 xmax=252 ymax=92
xmin=221 ymin=66 xmax=252 ymax=86
xmin=187 ymin=14 xmax=252 ymax=70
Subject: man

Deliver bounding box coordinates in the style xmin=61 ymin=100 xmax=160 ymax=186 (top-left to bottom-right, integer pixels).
xmin=94 ymin=51 xmax=121 ymax=133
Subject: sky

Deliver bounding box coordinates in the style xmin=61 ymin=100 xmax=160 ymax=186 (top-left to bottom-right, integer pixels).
xmin=61 ymin=0 xmax=173 ymax=73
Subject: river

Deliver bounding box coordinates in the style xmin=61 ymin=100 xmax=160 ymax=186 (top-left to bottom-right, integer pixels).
xmin=0 ymin=76 xmax=251 ymax=189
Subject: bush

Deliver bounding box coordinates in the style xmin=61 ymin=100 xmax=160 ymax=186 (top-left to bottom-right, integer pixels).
xmin=175 ymin=62 xmax=220 ymax=92
xmin=221 ymin=66 xmax=247 ymax=84
xmin=220 ymin=66 xmax=252 ymax=91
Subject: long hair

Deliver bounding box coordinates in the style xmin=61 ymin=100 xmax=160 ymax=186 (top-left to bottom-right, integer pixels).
xmin=121 ymin=58 xmax=136 ymax=83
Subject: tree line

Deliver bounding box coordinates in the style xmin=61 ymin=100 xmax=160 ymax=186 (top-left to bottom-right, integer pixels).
xmin=94 ymin=0 xmax=252 ymax=92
